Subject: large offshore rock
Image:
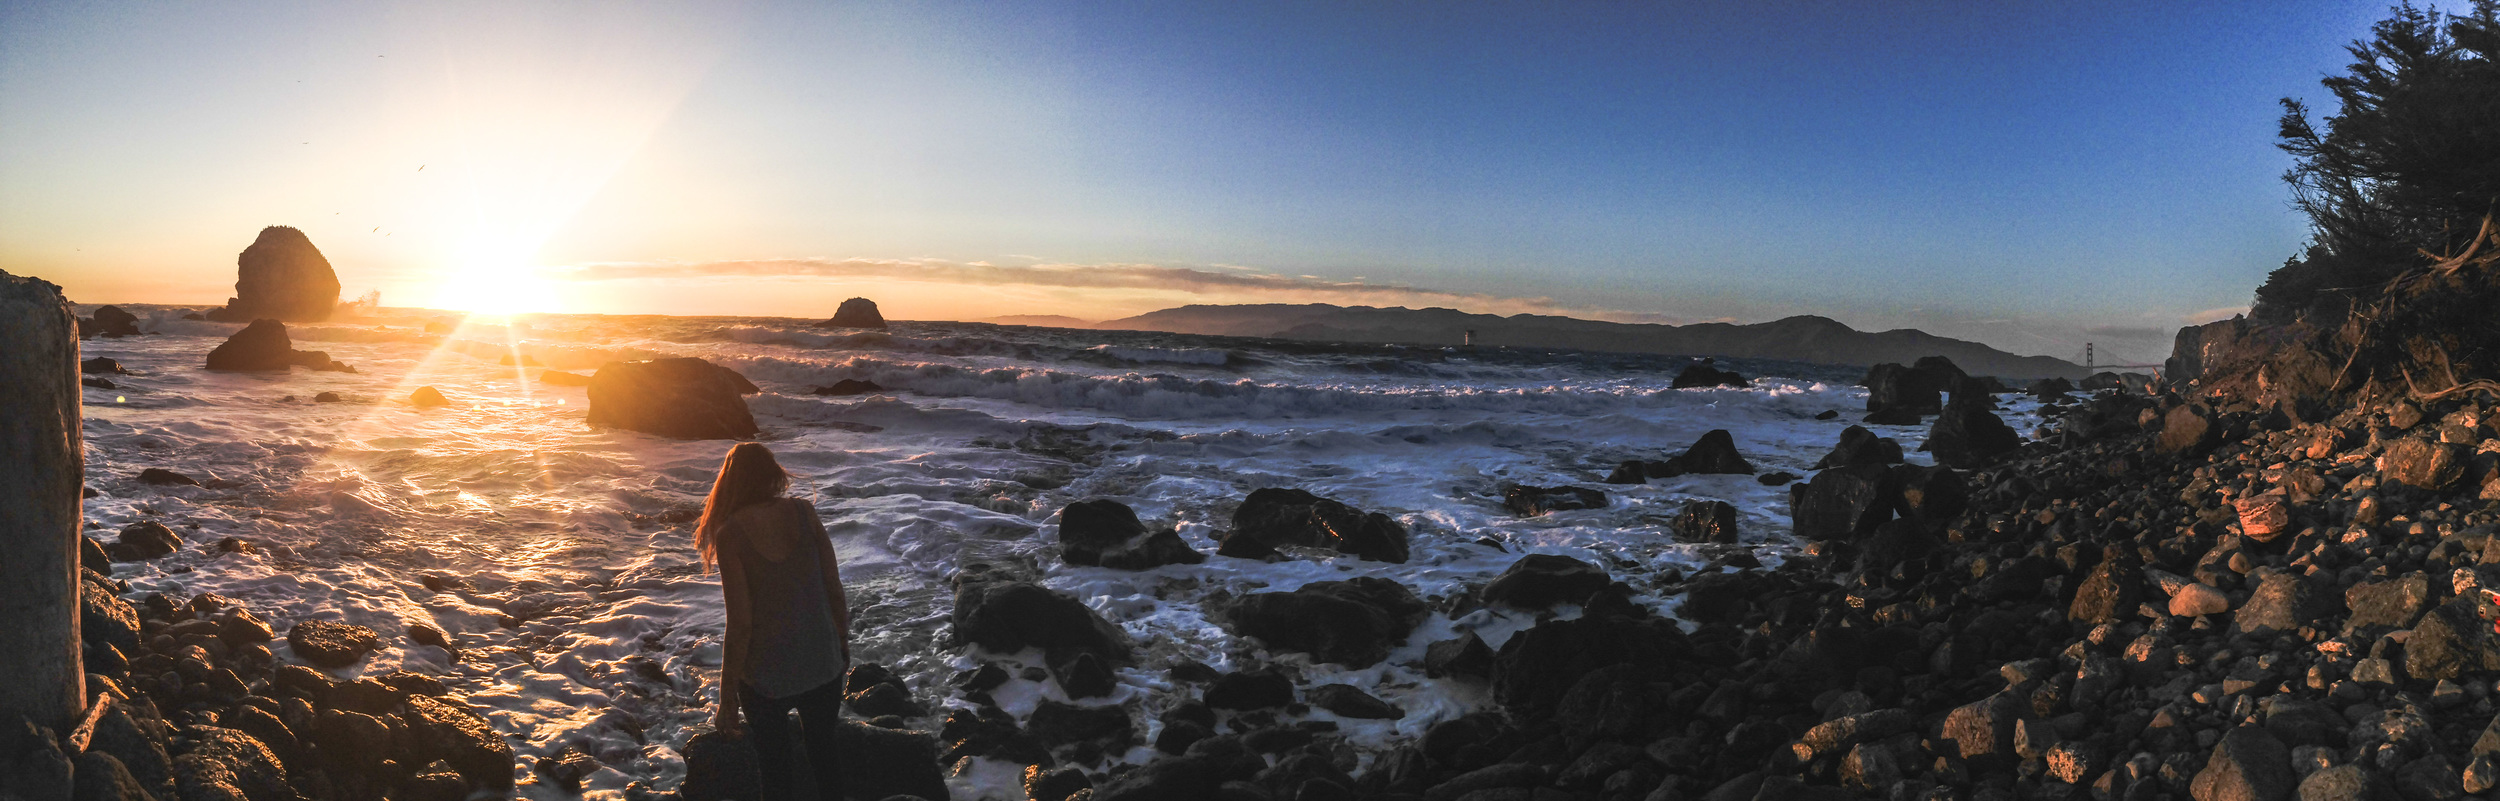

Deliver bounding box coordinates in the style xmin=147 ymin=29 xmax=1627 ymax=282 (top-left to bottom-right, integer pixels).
xmin=821 ymin=297 xmax=888 ymax=329
xmin=584 ymin=357 xmax=760 ymax=440
xmin=206 ymin=226 xmax=341 ymax=322
xmin=1863 ymin=362 xmax=1944 ymax=417
xmin=1665 ymin=429 xmax=1756 ymax=474
xmin=205 ymin=319 xmax=296 ymax=371
xmin=1814 ymin=425 xmax=1905 ymax=470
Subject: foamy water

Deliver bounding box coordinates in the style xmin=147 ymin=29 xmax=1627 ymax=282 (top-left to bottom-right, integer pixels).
xmin=71 ymin=305 xmax=2043 ymax=799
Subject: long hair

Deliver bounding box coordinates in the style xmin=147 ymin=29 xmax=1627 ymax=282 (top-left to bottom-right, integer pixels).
xmin=695 ymin=442 xmax=790 ymax=570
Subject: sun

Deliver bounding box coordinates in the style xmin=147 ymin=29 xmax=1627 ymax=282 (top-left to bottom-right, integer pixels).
xmin=430 ymin=261 xmax=561 ymax=316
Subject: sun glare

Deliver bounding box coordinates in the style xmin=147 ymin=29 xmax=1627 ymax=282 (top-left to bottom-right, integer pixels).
xmin=431 ymin=262 xmax=560 ymax=315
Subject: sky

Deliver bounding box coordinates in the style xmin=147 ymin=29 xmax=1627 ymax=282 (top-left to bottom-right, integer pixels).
xmin=0 ymin=1 xmax=2422 ymax=363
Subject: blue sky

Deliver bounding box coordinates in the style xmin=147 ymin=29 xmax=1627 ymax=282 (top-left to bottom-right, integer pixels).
xmin=0 ymin=1 xmax=2413 ymax=361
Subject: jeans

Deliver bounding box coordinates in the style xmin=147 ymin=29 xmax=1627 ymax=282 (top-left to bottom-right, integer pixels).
xmin=740 ymin=679 xmax=844 ymax=801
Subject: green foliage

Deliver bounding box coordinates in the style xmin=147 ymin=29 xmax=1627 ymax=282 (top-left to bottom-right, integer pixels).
xmin=2256 ymin=1 xmax=2500 ymax=322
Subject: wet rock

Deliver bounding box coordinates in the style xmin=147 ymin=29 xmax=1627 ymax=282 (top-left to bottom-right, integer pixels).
xmin=172 ymin=726 xmax=290 ymax=801
xmin=80 ymin=579 xmax=141 ymax=654
xmin=410 ymin=386 xmax=449 ymax=407
xmin=1092 ymin=755 xmax=1226 ymax=801
xmin=1672 ymin=500 xmax=1740 ymax=543
xmin=1205 ymin=671 xmax=1295 ymax=711
xmin=1025 ymin=765 xmax=1093 ymax=801
xmin=1758 ymin=470 xmax=1800 ymax=486
xmin=2395 ymin=754 xmax=2461 ymax=801
xmin=1673 ymin=362 xmax=1750 ymax=389
xmin=2380 ymin=438 xmax=2467 ymax=491
xmin=1942 ymin=686 xmax=2032 ymax=763
xmin=88 ymin=704 xmax=173 ymax=797
xmin=1814 ymin=425 xmax=1905 ymax=470
xmin=811 ymin=378 xmax=884 ymax=396
xmin=1027 ymin=699 xmax=1134 ymax=752
xmin=1666 ymin=429 xmax=1755 ymax=474
xmin=73 ymin=749 xmax=152 ymax=801
xmin=678 ymin=729 xmax=762 ymax=801
xmin=136 ymin=468 xmax=197 ymax=486
xmin=820 ymin=297 xmax=888 ymax=329
xmin=1926 ymin=394 xmax=2024 ymax=468
xmin=2191 ymin=725 xmax=2294 ymax=801
xmin=81 ymin=356 xmax=127 ymax=374
xmin=205 ymin=226 xmax=341 ymax=322
xmin=80 ymin=535 xmax=110 ymax=574
xmin=83 ymin=305 xmax=143 ymax=338
xmin=286 ymin=619 xmax=379 ymax=668
xmin=833 ymin=720 xmax=948 ymax=800
xmin=1425 ymin=762 xmax=1547 ymax=801
xmin=1480 ymin=554 xmax=1610 ymax=609
xmin=847 ymin=681 xmax=929 ymax=717
xmin=404 ymin=694 xmax=517 ymax=789
xmin=538 ymin=370 xmax=591 ymax=386
xmin=1602 ymin=460 xmax=1650 ymax=485
xmin=585 ymin=357 xmax=760 ymax=439
xmin=82 ymin=375 xmax=115 ymax=390
xmin=1307 ymin=684 xmax=1401 ymax=719
xmin=952 ymin=577 xmax=1135 ymax=667
xmin=204 ymin=319 xmax=298 ymax=371
xmin=312 ymin=391 xmax=341 ymax=402
xmin=1864 ymin=362 xmax=1943 ymax=417
xmin=1050 ymin=651 xmax=1118 ymax=700
xmin=1790 ymin=464 xmax=1898 ymax=540
xmin=1222 ymin=488 xmax=1409 ymax=563
xmin=1423 ymin=633 xmax=1495 ymax=680
xmin=1055 ymin=499 xmax=1206 ymax=570
xmin=2029 ymin=377 xmax=2076 ymax=398
xmin=1224 ymin=577 xmax=1427 ymax=667
xmin=1501 ymin=485 xmax=1608 ymax=516
xmin=1491 ymin=596 xmax=1688 ymax=718
xmin=109 ymin=520 xmax=181 ymax=561
xmin=2406 ymin=597 xmax=2500 ymax=681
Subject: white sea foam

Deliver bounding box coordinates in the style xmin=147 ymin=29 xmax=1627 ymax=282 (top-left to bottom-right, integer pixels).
xmin=65 ymin=306 xmax=2044 ymax=800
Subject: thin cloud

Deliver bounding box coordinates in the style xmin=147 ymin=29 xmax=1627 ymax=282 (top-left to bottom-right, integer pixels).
xmin=2082 ymin=325 xmax=2171 ymax=339
xmin=2183 ymin=306 xmax=2249 ymax=324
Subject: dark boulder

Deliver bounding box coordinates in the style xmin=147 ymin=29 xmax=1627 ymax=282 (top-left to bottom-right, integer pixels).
xmin=1049 ymin=652 xmax=1117 ymax=700
xmin=172 ymin=727 xmax=290 ymax=801
xmin=81 ymin=356 xmax=126 ymax=374
xmin=812 ymin=378 xmax=885 ymax=396
xmin=73 ymin=750 xmax=152 ymax=801
xmin=1480 ymin=554 xmax=1611 ymax=609
xmin=952 ymin=576 xmax=1135 ymax=667
xmin=286 ymin=619 xmax=380 ymax=668
xmin=81 ymin=376 xmax=114 ymax=390
xmin=1204 ymin=670 xmax=1295 ymax=710
xmin=678 ymin=729 xmax=762 ymax=801
xmin=1092 ymin=756 xmax=1227 ymax=801
xmin=1055 ymin=499 xmax=1205 ymax=570
xmin=1924 ymin=395 xmax=2024 ymax=468
xmin=1224 ymin=577 xmax=1428 ymax=667
xmin=1813 ymin=425 xmax=1905 ymax=470
xmin=2028 ymin=377 xmax=2076 ymax=398
xmin=84 ymin=305 xmax=142 ymax=337
xmin=1028 ymin=699 xmax=1135 ymax=753
xmin=2067 ymin=556 xmax=2147 ymax=626
xmin=1307 ymin=684 xmax=1401 ymax=719
xmin=205 ymin=226 xmax=341 ymax=322
xmin=1790 ymin=464 xmax=1898 ymax=540
xmin=1672 ymin=500 xmax=1739 ymax=544
xmin=1500 ymin=485 xmax=1607 ymax=516
xmin=81 ymin=579 xmax=141 ymax=655
xmin=1220 ymin=488 xmax=1407 ymax=563
xmin=2189 ymin=726 xmax=2295 ymax=801
xmin=2382 ymin=438 xmax=2467 ymax=491
xmin=2157 ymin=404 xmax=2221 ymax=456
xmin=585 ymin=357 xmax=760 ymax=440
xmin=204 ymin=319 xmax=296 ymax=371
xmin=2408 ymin=597 xmax=2500 ymax=681
xmin=1673 ymin=362 xmax=1750 ymax=389
xmin=1863 ymin=363 xmax=1942 ymax=418
xmin=835 ymin=720 xmax=950 ymax=800
xmin=410 ymin=386 xmax=450 ymax=407
xmin=2235 ymin=569 xmax=2342 ymax=639
xmin=1492 ymin=596 xmax=1689 ymax=718
xmin=821 ymin=297 xmax=888 ymax=329
xmin=404 ymin=694 xmax=517 ymax=789
xmin=1664 ymin=429 xmax=1755 ymax=474
xmin=109 ymin=520 xmax=181 ymax=560
xmin=1424 ymin=633 xmax=1495 ymax=680
xmin=1602 ymin=460 xmax=1649 ymax=484
xmin=2346 ymin=575 xmax=2432 ymax=633
xmin=1890 ymin=463 xmax=1969 ymax=522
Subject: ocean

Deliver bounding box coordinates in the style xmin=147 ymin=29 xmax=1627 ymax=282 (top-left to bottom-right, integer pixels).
xmin=70 ymin=305 xmax=2046 ymax=799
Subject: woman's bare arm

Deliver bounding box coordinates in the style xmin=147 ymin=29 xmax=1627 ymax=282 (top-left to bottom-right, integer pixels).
xmin=717 ymin=537 xmax=753 ymax=727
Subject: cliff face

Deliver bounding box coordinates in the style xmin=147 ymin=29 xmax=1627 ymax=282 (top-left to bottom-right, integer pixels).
xmin=2165 ymin=223 xmax=2500 ymax=419
xmin=205 ymin=227 xmax=339 ymax=323
xmin=1099 ymin=304 xmax=2084 ymax=379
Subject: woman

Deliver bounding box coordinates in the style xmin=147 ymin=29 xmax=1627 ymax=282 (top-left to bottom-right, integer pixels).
xmin=699 ymin=442 xmax=852 ymax=800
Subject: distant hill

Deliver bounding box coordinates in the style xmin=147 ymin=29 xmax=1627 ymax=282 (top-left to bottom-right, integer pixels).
xmin=982 ymin=314 xmax=1099 ymax=328
xmin=1097 ymin=303 xmax=2084 ymax=379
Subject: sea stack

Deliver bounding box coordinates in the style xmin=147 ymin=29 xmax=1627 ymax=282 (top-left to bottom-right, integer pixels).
xmin=584 ymin=358 xmax=761 ymax=440
xmin=0 ymin=270 xmax=87 ymax=730
xmin=820 ymin=297 xmax=887 ymax=329
xmin=205 ymin=226 xmax=341 ymax=323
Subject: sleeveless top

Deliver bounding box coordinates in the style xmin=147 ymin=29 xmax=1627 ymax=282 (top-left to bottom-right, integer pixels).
xmin=728 ymin=498 xmax=848 ymax=699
